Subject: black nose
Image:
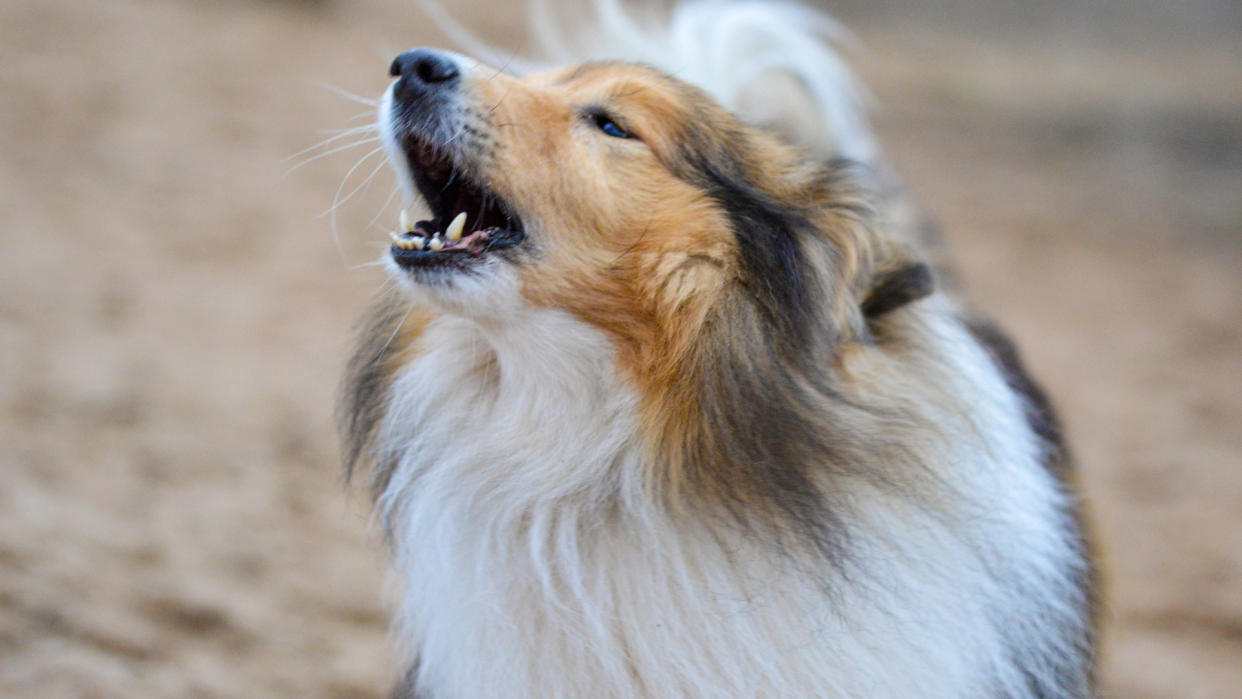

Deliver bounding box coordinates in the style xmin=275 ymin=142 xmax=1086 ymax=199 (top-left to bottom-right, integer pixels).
xmin=390 ymin=49 xmax=460 ymax=91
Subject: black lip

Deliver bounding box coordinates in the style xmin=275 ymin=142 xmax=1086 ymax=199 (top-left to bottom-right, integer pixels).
xmin=390 ymin=225 xmax=525 ymax=272
xmin=390 ymin=246 xmax=476 ymax=272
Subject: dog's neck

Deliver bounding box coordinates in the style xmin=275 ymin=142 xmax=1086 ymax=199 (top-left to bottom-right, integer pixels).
xmin=375 ymin=307 xmax=644 ymax=525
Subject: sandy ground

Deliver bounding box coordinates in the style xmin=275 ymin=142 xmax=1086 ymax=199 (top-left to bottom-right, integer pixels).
xmin=2 ymin=1 xmax=1239 ymax=696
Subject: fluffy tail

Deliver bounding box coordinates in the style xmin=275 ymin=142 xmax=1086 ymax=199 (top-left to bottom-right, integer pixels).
xmin=422 ymin=0 xmax=877 ymax=164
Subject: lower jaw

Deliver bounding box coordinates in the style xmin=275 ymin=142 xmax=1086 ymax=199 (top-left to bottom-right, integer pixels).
xmin=390 ymin=209 xmax=525 ymax=268
xmin=390 ymin=233 xmax=523 ymax=275
xmin=391 ymin=249 xmax=485 ymax=277
xmin=386 ymin=253 xmax=528 ymax=319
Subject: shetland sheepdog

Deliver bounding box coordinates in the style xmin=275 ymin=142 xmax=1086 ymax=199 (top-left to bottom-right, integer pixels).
xmin=340 ymin=1 xmax=1097 ymax=696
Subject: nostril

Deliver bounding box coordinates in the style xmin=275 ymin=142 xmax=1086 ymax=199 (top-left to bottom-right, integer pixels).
xmin=389 ymin=49 xmax=459 ymax=85
xmin=414 ymin=55 xmax=458 ymax=84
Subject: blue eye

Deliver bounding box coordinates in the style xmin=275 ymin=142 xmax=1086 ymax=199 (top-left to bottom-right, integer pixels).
xmin=590 ymin=111 xmax=632 ymax=139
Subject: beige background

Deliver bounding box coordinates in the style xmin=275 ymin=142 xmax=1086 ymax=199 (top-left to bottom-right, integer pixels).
xmin=2 ymin=0 xmax=1240 ymax=696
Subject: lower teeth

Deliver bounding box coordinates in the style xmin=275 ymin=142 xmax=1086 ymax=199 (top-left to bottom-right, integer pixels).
xmin=392 ymin=206 xmax=506 ymax=254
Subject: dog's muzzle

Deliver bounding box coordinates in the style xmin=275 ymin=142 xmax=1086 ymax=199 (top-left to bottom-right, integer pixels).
xmin=382 ymin=48 xmax=526 ymax=276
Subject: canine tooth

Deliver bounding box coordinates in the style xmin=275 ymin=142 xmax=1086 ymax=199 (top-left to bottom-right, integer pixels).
xmin=400 ymin=209 xmax=413 ymax=233
xmin=428 ymin=237 xmax=444 ymax=251
xmin=445 ymin=212 xmax=467 ymax=241
xmin=389 ymin=231 xmax=402 ymax=243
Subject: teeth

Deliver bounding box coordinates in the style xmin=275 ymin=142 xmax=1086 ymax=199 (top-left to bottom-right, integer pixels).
xmin=391 ymin=232 xmax=426 ymax=251
xmin=400 ymin=209 xmax=413 ymax=233
xmin=428 ymin=237 xmax=444 ymax=251
xmin=389 ymin=231 xmax=402 ymax=243
xmin=445 ymin=212 xmax=467 ymax=241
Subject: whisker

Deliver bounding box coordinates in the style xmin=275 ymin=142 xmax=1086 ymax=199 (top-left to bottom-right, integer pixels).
xmin=439 ymin=158 xmax=462 ymax=197
xmin=367 ymin=184 xmax=403 ymax=233
xmin=285 ymin=136 xmax=382 ymax=176
xmin=316 ymin=81 xmax=380 ymax=107
xmin=333 ymin=157 xmax=390 ymax=213
xmin=318 ymin=122 xmax=379 ymax=138
xmin=488 ymin=47 xmax=524 ymax=82
xmin=284 ymin=126 xmax=379 ymax=165
xmin=376 ymin=277 xmax=399 ymax=297
xmin=485 ymin=80 xmax=518 ymax=117
xmin=322 ymin=144 xmax=388 ymax=258
xmin=376 ymin=301 xmax=418 ymax=361
xmin=350 ymin=258 xmax=392 ymax=271
xmin=475 ymin=193 xmax=488 ymax=228
xmin=326 ymin=146 xmax=388 ymax=212
xmin=328 ymin=156 xmax=391 ymax=255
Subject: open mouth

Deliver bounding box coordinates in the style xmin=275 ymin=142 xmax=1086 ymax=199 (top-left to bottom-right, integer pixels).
xmin=390 ymin=141 xmax=525 ymax=272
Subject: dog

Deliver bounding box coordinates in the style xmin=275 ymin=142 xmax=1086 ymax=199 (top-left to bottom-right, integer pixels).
xmin=340 ymin=1 xmax=1097 ymax=696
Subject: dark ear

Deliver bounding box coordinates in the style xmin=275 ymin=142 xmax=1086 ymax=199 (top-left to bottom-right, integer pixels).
xmin=861 ymin=261 xmax=934 ymax=319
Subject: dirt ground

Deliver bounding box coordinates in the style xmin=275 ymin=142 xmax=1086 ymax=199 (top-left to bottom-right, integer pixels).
xmin=2 ymin=1 xmax=1239 ymax=696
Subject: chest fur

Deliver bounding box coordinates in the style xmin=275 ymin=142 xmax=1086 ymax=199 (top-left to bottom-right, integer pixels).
xmin=374 ymin=311 xmax=1084 ymax=698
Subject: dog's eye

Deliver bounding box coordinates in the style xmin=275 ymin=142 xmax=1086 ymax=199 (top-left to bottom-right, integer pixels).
xmin=588 ymin=110 xmax=632 ymax=139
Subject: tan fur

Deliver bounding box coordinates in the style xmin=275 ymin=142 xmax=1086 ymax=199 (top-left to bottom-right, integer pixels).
xmin=439 ymin=63 xmax=934 ymax=519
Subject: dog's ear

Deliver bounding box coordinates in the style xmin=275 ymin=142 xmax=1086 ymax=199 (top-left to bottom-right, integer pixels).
xmin=860 ymin=259 xmax=934 ymax=320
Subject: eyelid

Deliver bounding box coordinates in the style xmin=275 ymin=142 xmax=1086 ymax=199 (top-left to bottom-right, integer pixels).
xmin=581 ymin=106 xmax=636 ymax=140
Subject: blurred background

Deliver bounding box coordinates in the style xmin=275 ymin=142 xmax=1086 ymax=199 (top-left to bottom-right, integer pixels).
xmin=1 ymin=0 xmax=1239 ymax=696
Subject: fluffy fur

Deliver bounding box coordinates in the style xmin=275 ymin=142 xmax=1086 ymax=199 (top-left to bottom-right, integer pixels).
xmin=341 ymin=1 xmax=1097 ymax=696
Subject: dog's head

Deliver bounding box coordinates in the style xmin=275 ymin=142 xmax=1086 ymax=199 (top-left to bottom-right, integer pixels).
xmin=360 ymin=48 xmax=937 ymax=545
xmin=380 ymin=49 xmax=930 ymax=347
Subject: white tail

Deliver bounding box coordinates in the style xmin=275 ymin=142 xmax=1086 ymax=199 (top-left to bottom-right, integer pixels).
xmin=420 ymin=0 xmax=877 ymax=163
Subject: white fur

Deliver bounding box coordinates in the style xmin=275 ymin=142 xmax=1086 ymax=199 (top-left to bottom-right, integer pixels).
xmin=377 ymin=87 xmax=417 ymax=203
xmin=373 ymin=301 xmax=1085 ymax=697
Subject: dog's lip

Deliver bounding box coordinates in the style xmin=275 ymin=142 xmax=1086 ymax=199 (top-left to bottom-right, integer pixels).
xmin=390 ymin=218 xmax=524 ymax=264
